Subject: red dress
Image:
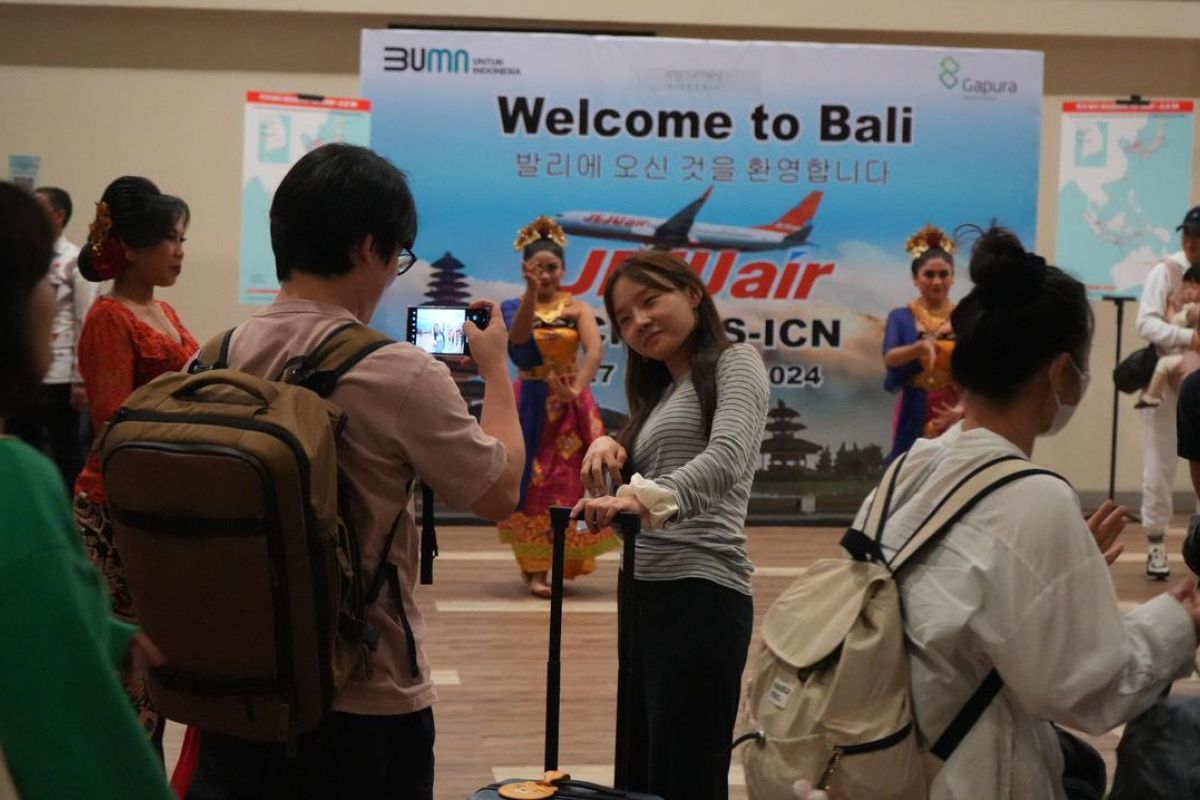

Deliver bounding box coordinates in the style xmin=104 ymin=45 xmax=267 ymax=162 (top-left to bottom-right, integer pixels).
xmin=72 ymin=295 xmax=198 ymax=757
xmin=75 ymin=297 xmax=199 ymax=503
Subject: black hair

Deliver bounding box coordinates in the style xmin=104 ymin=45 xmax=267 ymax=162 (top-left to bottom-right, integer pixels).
xmin=34 ymin=186 xmax=72 ymax=226
xmin=1184 ymin=265 xmax=1200 ymax=284
xmin=77 ymin=176 xmax=190 ymax=281
xmin=911 ymin=247 xmax=954 ymax=277
xmin=523 ymin=238 xmax=564 ymax=262
xmin=950 ymin=225 xmax=1092 ymax=404
xmin=603 ymin=251 xmax=731 ymax=469
xmin=270 ymin=143 xmax=417 ymax=281
xmin=0 ymin=182 xmax=55 ymax=417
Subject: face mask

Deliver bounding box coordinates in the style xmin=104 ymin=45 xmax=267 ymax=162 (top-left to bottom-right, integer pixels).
xmin=1046 ymin=356 xmax=1090 ymax=436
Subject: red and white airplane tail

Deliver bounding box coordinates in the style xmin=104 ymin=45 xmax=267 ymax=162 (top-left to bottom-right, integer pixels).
xmin=756 ymin=191 xmax=823 ymax=235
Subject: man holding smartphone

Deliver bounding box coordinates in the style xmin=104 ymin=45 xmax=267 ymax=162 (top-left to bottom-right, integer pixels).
xmin=184 ymin=143 xmax=525 ymax=799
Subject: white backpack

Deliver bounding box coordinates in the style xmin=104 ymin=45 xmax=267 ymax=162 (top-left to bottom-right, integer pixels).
xmin=740 ymin=453 xmax=1060 ymax=799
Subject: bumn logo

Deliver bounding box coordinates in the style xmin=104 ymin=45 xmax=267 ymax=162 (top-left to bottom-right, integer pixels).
xmin=939 ymin=56 xmax=961 ymax=89
xmin=384 ymin=46 xmax=470 ymax=73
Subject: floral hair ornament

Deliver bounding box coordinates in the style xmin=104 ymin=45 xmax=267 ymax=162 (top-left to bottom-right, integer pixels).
xmin=514 ymin=216 xmax=568 ymax=252
xmin=905 ymin=224 xmax=957 ymax=260
xmin=87 ymin=201 xmax=112 ymax=254
xmin=81 ymin=200 xmax=126 ymax=281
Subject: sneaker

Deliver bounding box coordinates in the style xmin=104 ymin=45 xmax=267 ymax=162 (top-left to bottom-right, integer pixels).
xmin=1147 ymin=541 xmax=1170 ymax=580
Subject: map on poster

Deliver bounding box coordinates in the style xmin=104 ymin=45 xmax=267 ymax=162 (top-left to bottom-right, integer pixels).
xmin=238 ymin=92 xmax=371 ymax=305
xmin=1055 ymin=100 xmax=1195 ymax=297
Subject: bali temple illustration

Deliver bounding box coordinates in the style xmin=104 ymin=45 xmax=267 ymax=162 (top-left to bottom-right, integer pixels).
xmin=424 ymin=252 xmax=470 ymax=306
xmin=759 ymin=399 xmax=822 ymax=474
xmin=424 ymin=253 xmax=483 ymax=414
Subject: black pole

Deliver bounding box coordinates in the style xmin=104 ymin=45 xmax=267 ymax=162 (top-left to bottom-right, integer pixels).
xmin=546 ymin=506 xmax=571 ymax=771
xmin=1103 ymin=295 xmax=1135 ymax=500
xmin=613 ymin=510 xmax=640 ymax=789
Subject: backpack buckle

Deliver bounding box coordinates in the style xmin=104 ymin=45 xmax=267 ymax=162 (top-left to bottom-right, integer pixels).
xmin=840 ymin=528 xmax=886 ymax=564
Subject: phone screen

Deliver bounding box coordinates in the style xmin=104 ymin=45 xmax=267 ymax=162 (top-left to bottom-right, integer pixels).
xmin=405 ymin=306 xmax=488 ymax=357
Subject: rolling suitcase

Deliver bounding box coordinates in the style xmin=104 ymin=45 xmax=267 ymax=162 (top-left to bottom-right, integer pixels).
xmin=470 ymin=506 xmax=663 ymax=800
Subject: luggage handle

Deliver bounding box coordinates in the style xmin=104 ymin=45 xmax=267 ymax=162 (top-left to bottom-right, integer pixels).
xmin=545 ymin=507 xmax=640 ymax=778
xmin=172 ymin=370 xmax=279 ymax=407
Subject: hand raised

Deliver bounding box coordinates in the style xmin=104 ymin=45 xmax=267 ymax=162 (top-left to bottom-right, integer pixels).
xmin=581 ymin=435 xmax=627 ymax=495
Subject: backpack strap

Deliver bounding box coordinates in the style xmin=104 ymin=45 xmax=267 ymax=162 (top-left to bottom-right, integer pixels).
xmin=840 ymin=451 xmax=908 ymax=563
xmin=931 ymin=670 xmax=1004 ymax=760
xmin=362 ymin=506 xmax=422 ymax=678
xmin=281 ymin=322 xmax=394 ymax=397
xmin=887 ymin=456 xmax=1059 ymax=571
xmin=877 ymin=455 xmax=1068 ymax=762
xmin=189 ymin=327 xmax=237 ymax=373
xmin=420 ymin=482 xmax=438 ymax=585
xmin=303 ymin=323 xmax=441 ymax=587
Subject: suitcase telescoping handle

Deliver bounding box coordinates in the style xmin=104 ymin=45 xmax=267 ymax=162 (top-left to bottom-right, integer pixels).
xmin=545 ymin=507 xmax=641 ymax=776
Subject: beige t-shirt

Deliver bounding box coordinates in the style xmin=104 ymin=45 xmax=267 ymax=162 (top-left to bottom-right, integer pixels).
xmin=223 ymin=299 xmax=507 ymax=715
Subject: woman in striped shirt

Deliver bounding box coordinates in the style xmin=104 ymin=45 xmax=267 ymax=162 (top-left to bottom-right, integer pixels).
xmin=573 ymin=251 xmax=769 ymax=800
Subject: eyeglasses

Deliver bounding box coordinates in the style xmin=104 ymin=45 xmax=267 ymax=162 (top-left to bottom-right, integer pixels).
xmin=397 ymin=245 xmax=417 ymax=277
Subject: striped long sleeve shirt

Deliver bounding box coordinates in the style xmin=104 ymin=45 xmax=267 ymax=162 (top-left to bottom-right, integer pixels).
xmin=628 ymin=343 xmax=769 ymax=595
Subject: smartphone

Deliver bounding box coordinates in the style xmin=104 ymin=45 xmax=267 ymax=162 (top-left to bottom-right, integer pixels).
xmin=405 ymin=305 xmax=490 ymax=358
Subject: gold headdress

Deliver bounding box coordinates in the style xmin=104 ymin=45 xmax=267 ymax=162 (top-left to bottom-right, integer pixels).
xmin=905 ymin=224 xmax=956 ymax=260
xmin=514 ymin=216 xmax=568 ymax=252
xmin=88 ymin=201 xmax=113 ymax=256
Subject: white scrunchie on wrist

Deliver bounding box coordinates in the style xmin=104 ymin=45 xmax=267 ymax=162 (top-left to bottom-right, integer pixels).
xmin=616 ymin=473 xmax=679 ymax=530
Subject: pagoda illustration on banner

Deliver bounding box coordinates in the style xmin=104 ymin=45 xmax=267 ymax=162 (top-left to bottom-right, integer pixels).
xmin=759 ymin=399 xmax=822 ymax=472
xmin=425 ymin=253 xmax=482 ymax=413
xmin=425 ymin=252 xmax=470 ymax=305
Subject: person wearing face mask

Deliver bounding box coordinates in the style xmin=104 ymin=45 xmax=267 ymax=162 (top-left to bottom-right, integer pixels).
xmin=849 ymin=227 xmax=1200 ymax=800
xmin=1134 ymin=206 xmax=1200 ymax=579
xmin=882 ymin=224 xmax=963 ymax=463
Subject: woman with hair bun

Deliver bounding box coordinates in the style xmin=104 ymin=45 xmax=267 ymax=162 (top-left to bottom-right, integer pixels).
xmin=882 ymin=224 xmax=962 ymax=463
xmin=497 ymin=217 xmax=619 ymax=597
xmin=74 ymin=176 xmax=197 ymax=751
xmin=853 ymin=226 xmax=1200 ymax=799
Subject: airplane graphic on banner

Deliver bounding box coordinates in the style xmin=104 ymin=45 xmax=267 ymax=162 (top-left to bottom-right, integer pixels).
xmin=555 ymin=188 xmax=822 ymax=252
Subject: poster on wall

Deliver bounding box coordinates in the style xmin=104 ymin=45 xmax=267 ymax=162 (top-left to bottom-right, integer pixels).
xmin=360 ymin=31 xmax=1042 ymax=514
xmin=8 ymin=154 xmax=40 ymax=190
xmin=238 ymin=91 xmax=372 ymax=305
xmin=1055 ymin=99 xmax=1195 ymax=298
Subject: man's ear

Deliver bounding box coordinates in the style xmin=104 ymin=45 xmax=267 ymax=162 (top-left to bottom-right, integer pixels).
xmin=349 ymin=234 xmax=377 ymax=269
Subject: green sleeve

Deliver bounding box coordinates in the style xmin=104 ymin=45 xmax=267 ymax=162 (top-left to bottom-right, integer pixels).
xmin=0 ymin=548 xmax=173 ymax=800
xmin=107 ymin=616 xmax=139 ymax=669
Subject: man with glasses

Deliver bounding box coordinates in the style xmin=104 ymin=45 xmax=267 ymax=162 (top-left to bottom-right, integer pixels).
xmin=184 ymin=143 xmax=525 ymax=799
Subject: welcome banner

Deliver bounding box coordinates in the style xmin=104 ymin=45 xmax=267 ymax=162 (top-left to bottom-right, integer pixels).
xmin=360 ymin=31 xmax=1042 ymax=514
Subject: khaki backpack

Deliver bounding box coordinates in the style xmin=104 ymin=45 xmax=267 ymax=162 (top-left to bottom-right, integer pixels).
xmin=740 ymin=453 xmax=1060 ymax=799
xmin=100 ymin=322 xmax=422 ymax=747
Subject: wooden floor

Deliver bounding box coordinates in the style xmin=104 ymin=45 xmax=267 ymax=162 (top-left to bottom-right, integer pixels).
xmin=163 ymin=520 xmax=1199 ymax=800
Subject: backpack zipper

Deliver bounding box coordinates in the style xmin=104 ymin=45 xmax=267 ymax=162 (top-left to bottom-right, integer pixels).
xmin=817 ymin=721 xmax=914 ymax=789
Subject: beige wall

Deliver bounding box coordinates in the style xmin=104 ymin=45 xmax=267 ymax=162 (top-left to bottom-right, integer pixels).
xmin=3 ymin=0 xmax=1200 ymax=39
xmin=2 ymin=2 xmax=1199 ymax=499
